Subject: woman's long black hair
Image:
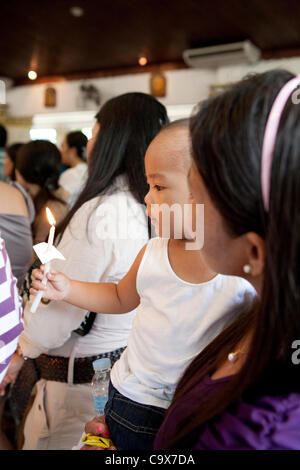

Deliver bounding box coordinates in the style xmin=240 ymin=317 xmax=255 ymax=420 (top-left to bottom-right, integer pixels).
xmin=16 ymin=140 xmax=65 ymax=215
xmin=160 ymin=69 xmax=300 ymax=449
xmin=56 ymin=92 xmax=169 ymax=241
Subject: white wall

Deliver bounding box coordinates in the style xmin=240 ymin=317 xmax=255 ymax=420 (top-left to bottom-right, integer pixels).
xmin=7 ymin=55 xmax=300 ymax=120
xmin=5 ymin=55 xmax=300 ymax=144
xmin=216 ymin=56 xmax=300 ymax=84
xmin=6 ymin=68 xmax=215 ymax=118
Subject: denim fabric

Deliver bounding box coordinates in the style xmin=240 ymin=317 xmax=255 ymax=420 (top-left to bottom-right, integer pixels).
xmin=105 ymin=381 xmax=166 ymax=450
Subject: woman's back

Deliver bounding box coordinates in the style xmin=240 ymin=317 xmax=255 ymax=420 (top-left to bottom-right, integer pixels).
xmin=0 ymin=181 xmax=34 ymax=289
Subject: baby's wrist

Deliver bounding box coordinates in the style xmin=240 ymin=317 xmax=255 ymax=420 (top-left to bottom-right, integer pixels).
xmin=64 ymin=278 xmax=73 ymax=302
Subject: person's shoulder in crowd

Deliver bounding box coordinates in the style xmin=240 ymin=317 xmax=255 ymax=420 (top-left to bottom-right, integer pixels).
xmin=194 ymin=391 xmax=300 ymax=450
xmin=0 ymin=181 xmax=29 ymax=217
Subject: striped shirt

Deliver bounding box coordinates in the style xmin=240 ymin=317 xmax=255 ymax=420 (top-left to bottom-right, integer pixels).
xmin=0 ymin=237 xmax=23 ymax=383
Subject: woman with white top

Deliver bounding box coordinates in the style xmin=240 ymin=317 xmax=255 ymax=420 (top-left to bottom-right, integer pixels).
xmin=3 ymin=92 xmax=169 ymax=450
xmin=59 ymin=131 xmax=88 ymax=207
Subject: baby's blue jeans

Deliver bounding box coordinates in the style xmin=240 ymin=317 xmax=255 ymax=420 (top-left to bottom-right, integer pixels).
xmin=104 ymin=381 xmax=166 ymax=450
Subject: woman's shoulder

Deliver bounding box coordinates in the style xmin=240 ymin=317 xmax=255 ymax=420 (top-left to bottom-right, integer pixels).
xmin=0 ymin=181 xmax=29 ymax=217
xmin=236 ymin=392 xmax=300 ymax=449
xmin=195 ymin=392 xmax=300 ymax=450
xmin=10 ymin=181 xmax=35 ymax=222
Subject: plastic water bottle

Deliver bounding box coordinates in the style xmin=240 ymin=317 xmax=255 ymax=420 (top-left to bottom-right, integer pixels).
xmin=91 ymin=358 xmax=111 ymax=417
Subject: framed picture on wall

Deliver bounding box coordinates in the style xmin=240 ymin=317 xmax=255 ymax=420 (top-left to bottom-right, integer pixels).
xmin=44 ymin=86 xmax=57 ymax=107
xmin=150 ymin=73 xmax=167 ymax=97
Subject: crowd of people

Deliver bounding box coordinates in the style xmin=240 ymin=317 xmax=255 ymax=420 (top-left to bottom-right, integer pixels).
xmin=0 ymin=70 xmax=299 ymax=451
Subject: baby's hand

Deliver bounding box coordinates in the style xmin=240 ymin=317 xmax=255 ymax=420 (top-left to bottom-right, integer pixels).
xmin=81 ymin=416 xmax=117 ymax=450
xmin=30 ymin=266 xmax=71 ymax=301
xmin=85 ymin=415 xmax=111 ymax=438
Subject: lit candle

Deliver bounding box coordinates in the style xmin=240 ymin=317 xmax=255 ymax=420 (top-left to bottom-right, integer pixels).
xmin=30 ymin=207 xmax=56 ymax=313
xmin=46 ymin=207 xmax=56 ymax=247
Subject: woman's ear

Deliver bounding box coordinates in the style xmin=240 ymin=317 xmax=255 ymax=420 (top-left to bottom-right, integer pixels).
xmin=244 ymin=232 xmax=266 ymax=277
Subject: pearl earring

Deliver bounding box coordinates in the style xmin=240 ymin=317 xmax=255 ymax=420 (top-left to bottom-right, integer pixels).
xmin=228 ymin=352 xmax=238 ymax=362
xmin=228 ymin=350 xmax=246 ymax=362
xmin=243 ymin=264 xmax=252 ymax=274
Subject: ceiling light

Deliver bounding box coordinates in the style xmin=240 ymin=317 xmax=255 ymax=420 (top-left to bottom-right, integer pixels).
xmin=70 ymin=6 xmax=84 ymax=17
xmin=28 ymin=70 xmax=37 ymax=80
xmin=138 ymin=56 xmax=147 ymax=66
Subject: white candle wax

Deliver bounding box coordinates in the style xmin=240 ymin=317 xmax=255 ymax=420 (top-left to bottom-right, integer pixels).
xmin=30 ymin=211 xmax=55 ymax=313
xmin=30 ymin=261 xmax=51 ymax=313
xmin=47 ymin=224 xmax=55 ymax=248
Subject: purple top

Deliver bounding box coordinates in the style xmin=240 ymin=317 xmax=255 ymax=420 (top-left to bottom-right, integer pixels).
xmin=0 ymin=238 xmax=24 ymax=384
xmin=154 ymin=374 xmax=300 ymax=450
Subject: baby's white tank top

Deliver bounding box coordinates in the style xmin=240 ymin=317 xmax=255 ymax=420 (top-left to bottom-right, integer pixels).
xmin=110 ymin=237 xmax=256 ymax=409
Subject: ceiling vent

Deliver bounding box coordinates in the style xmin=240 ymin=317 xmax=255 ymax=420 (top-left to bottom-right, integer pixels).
xmin=183 ymin=40 xmax=261 ymax=68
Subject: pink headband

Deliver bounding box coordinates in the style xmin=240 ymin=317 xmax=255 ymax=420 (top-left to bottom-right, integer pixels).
xmin=261 ymin=75 xmax=300 ymax=211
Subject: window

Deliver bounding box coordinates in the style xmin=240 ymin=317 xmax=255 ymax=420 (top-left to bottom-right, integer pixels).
xmin=30 ymin=128 xmax=57 ymax=143
xmin=81 ymin=127 xmax=92 ymax=140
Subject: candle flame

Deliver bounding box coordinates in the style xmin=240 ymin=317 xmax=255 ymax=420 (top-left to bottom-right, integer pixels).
xmin=46 ymin=207 xmax=56 ymax=226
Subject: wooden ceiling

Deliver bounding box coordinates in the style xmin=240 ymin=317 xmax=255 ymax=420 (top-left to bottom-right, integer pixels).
xmin=2 ymin=0 xmax=300 ymax=85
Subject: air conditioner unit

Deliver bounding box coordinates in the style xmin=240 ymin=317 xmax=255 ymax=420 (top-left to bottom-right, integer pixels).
xmin=183 ymin=41 xmax=261 ymax=68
